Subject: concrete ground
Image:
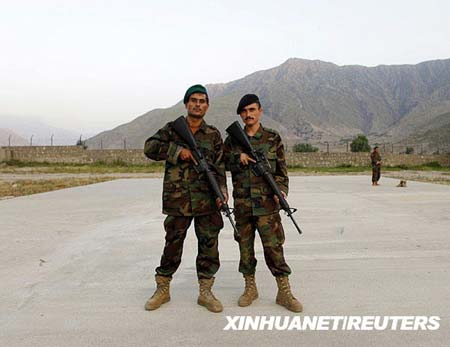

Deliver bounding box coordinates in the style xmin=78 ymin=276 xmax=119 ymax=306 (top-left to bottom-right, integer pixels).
xmin=0 ymin=176 xmax=449 ymax=347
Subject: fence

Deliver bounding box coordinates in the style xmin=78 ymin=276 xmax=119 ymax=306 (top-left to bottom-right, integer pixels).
xmin=285 ymin=141 xmax=449 ymax=155
xmin=3 ymin=131 xmax=448 ymax=154
xmin=0 ymin=134 xmax=133 ymax=149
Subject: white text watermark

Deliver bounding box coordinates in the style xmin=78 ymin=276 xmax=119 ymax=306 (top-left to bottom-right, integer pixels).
xmin=223 ymin=316 xmax=441 ymax=331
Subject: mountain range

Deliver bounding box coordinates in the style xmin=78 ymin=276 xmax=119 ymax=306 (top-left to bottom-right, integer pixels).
xmin=21 ymin=58 xmax=450 ymax=151
xmin=0 ymin=128 xmax=28 ymax=146
xmin=0 ymin=116 xmax=97 ymax=146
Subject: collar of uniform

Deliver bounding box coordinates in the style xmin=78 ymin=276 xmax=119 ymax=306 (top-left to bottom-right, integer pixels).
xmin=198 ymin=120 xmax=209 ymax=134
xmin=199 ymin=119 xmax=218 ymax=135
xmin=245 ymin=123 xmax=264 ymax=139
xmin=187 ymin=119 xmax=208 ymax=134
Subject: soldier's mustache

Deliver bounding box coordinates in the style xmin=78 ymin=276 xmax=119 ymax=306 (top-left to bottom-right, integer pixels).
xmin=245 ymin=117 xmax=254 ymax=120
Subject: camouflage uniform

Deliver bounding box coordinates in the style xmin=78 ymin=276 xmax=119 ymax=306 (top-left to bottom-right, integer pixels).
xmin=224 ymin=124 xmax=291 ymax=277
xmin=370 ymin=151 xmax=382 ymax=183
xmin=144 ymin=118 xmax=226 ymax=279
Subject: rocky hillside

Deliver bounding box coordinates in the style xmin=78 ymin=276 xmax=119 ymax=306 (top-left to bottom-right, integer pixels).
xmin=395 ymin=112 xmax=450 ymax=153
xmin=86 ymin=58 xmax=450 ymax=149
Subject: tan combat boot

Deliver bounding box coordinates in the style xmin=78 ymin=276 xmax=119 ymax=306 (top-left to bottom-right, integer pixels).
xmin=198 ymin=277 xmax=223 ymax=313
xmin=275 ymin=276 xmax=303 ymax=312
xmin=144 ymin=275 xmax=171 ymax=311
xmin=238 ymin=274 xmax=259 ymax=307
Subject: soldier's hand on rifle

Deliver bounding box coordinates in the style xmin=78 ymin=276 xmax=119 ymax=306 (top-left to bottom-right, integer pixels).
xmin=216 ymin=192 xmax=229 ymax=209
xmin=240 ymin=153 xmax=256 ymax=166
xmin=274 ymin=191 xmax=287 ymax=205
xmin=179 ymin=148 xmax=198 ymax=165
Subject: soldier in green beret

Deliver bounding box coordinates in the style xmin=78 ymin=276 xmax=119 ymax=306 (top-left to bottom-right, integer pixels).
xmin=224 ymin=94 xmax=303 ymax=312
xmin=143 ymin=84 xmax=228 ymax=313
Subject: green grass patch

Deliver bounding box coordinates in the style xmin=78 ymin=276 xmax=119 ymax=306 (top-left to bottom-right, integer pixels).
xmin=288 ymin=163 xmax=450 ymax=173
xmin=287 ymin=165 xmax=371 ymax=173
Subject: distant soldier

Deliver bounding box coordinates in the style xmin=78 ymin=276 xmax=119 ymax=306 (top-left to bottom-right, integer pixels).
xmin=143 ymin=84 xmax=227 ymax=313
xmin=224 ymin=94 xmax=303 ymax=312
xmin=370 ymin=146 xmax=382 ymax=186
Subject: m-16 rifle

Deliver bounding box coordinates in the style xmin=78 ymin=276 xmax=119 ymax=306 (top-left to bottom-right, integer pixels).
xmin=171 ymin=116 xmax=239 ymax=239
xmin=226 ymin=121 xmax=302 ymax=235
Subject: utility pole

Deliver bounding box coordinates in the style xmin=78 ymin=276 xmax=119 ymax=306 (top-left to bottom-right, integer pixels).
xmin=51 ymin=134 xmax=54 ymax=146
xmin=30 ymin=135 xmax=34 ymax=146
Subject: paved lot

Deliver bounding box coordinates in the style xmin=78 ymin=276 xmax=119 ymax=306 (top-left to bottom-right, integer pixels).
xmin=1 ymin=176 xmax=449 ymax=346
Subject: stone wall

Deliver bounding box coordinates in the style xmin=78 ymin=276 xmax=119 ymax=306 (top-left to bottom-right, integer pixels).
xmin=286 ymin=152 xmax=450 ymax=167
xmin=1 ymin=146 xmax=450 ymax=167
xmin=0 ymin=146 xmax=148 ymax=164
xmin=1 ymin=146 xmax=89 ymax=163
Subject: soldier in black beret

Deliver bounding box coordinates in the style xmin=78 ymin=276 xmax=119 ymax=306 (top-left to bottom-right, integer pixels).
xmin=224 ymin=94 xmax=303 ymax=312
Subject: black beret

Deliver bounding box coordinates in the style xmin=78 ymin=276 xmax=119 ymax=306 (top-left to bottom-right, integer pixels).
xmin=236 ymin=94 xmax=260 ymax=114
xmin=183 ymin=84 xmax=208 ymax=104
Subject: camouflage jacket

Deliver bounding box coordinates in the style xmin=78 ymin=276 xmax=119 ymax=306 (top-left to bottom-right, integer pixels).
xmin=370 ymin=151 xmax=382 ymax=167
xmin=144 ymin=118 xmax=226 ymax=216
xmin=224 ymin=124 xmax=289 ymax=218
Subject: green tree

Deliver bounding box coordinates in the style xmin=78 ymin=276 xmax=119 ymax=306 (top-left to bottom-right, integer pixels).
xmin=292 ymin=143 xmax=319 ymax=152
xmin=350 ymin=135 xmax=371 ymax=152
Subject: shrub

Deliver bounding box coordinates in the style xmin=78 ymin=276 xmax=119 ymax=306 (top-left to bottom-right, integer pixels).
xmin=350 ymin=135 xmax=371 ymax=152
xmin=405 ymin=147 xmax=414 ymax=154
xmin=292 ymin=143 xmax=319 ymax=152
xmin=76 ymin=139 xmax=87 ymax=149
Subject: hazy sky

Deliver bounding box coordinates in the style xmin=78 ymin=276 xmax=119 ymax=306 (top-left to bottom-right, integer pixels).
xmin=1 ymin=0 xmax=449 ymax=132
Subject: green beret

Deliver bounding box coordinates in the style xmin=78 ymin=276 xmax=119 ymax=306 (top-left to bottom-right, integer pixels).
xmin=183 ymin=84 xmax=209 ymax=104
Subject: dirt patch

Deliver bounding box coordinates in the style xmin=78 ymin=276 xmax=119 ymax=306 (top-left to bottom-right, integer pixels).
xmin=0 ymin=177 xmax=116 ymax=199
xmin=384 ymin=170 xmax=450 ymax=185
xmin=0 ymin=172 xmax=162 ymax=182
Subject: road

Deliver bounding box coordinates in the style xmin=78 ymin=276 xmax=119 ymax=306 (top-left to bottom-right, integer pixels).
xmin=1 ymin=176 xmax=449 ymax=346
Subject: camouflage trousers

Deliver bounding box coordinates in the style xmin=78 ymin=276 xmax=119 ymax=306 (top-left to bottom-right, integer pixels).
xmin=236 ymin=212 xmax=291 ymax=277
xmin=372 ymin=165 xmax=381 ymax=182
xmin=155 ymin=212 xmax=223 ymax=279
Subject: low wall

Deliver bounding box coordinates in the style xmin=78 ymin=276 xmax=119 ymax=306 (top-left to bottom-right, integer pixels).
xmin=286 ymin=152 xmax=450 ymax=167
xmin=1 ymin=146 xmax=450 ymax=167
xmin=1 ymin=146 xmax=89 ymax=163
xmin=0 ymin=146 xmax=148 ymax=165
